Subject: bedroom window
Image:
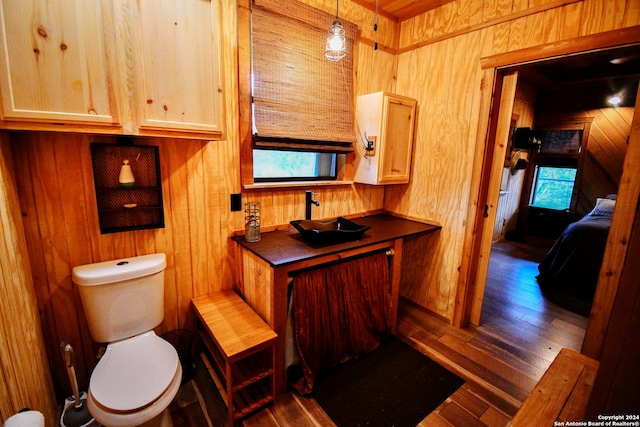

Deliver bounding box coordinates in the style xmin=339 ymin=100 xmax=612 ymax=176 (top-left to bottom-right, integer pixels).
xmin=530 ymin=166 xmax=577 ymax=210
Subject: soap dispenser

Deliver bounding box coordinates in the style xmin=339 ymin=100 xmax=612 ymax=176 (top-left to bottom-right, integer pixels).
xmin=118 ymin=160 xmax=135 ymax=188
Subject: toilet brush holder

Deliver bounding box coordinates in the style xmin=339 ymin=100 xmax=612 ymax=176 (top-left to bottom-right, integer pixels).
xmin=60 ymin=392 xmax=98 ymax=427
xmin=60 ymin=342 xmax=98 ymax=427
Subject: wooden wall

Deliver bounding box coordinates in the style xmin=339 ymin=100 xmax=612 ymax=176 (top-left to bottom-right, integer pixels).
xmin=2 ymin=0 xmax=640 ymax=419
xmin=578 ymin=107 xmax=631 ymax=212
xmin=0 ymin=135 xmax=56 ymax=422
xmin=493 ymin=81 xmax=537 ymax=241
xmin=387 ymin=0 xmax=640 ymax=320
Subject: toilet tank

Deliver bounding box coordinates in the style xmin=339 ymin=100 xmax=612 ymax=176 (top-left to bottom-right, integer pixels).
xmin=72 ymin=253 xmax=167 ymax=343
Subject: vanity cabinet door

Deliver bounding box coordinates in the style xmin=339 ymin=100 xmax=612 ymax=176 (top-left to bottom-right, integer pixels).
xmin=0 ymin=0 xmax=117 ymax=127
xmin=130 ymin=0 xmax=224 ymax=137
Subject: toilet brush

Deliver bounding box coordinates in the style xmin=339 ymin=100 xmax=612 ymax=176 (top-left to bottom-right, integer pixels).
xmin=59 ymin=342 xmax=96 ymax=427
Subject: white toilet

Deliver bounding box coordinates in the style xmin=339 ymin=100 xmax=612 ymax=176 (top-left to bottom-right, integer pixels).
xmin=72 ymin=253 xmax=182 ymax=427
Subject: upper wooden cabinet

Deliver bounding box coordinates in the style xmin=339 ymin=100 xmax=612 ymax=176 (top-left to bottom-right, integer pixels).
xmin=354 ymin=92 xmax=417 ymax=185
xmin=0 ymin=0 xmax=117 ymax=127
xmin=0 ymin=0 xmax=224 ymax=138
xmin=128 ymin=0 xmax=224 ymax=136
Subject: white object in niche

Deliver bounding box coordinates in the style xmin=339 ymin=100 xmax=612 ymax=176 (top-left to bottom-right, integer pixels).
xmin=354 ymin=91 xmax=417 ymax=185
xmin=119 ymin=160 xmax=135 ymax=188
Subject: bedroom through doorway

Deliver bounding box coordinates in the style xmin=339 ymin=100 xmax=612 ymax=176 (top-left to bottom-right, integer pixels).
xmin=482 ymin=44 xmax=638 ymax=328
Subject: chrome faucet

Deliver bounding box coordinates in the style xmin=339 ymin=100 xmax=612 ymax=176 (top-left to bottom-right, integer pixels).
xmin=305 ymin=190 xmax=320 ymax=220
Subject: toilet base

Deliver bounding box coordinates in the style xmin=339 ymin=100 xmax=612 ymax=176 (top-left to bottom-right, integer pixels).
xmin=93 ymin=409 xmax=172 ymax=427
xmin=135 ymin=408 xmax=173 ymax=427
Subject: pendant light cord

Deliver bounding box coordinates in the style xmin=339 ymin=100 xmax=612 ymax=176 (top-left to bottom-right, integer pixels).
xmin=374 ymin=0 xmax=379 ymax=50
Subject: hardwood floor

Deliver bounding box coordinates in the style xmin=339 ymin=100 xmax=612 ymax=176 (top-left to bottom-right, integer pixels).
xmin=168 ymin=240 xmax=588 ymax=427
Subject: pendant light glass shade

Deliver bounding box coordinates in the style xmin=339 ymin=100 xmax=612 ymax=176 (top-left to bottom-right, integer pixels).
xmin=325 ymin=19 xmax=346 ymax=61
xmin=325 ymin=1 xmax=346 ymax=61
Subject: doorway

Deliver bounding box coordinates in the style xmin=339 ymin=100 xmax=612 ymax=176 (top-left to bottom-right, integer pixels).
xmin=460 ymin=33 xmax=640 ymax=359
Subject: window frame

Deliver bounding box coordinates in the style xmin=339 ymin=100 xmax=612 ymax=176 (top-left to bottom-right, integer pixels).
xmin=521 ymin=121 xmax=591 ymax=215
xmin=252 ymin=150 xmax=340 ymax=183
xmin=529 ymin=163 xmax=578 ymax=211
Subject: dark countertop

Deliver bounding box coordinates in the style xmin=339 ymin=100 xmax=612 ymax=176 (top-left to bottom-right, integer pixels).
xmin=232 ymin=213 xmax=441 ymax=268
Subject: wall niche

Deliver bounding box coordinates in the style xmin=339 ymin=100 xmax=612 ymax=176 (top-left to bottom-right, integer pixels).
xmin=90 ymin=139 xmax=164 ymax=234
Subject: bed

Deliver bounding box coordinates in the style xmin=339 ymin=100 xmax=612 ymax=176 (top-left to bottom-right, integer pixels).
xmin=536 ymin=196 xmax=616 ymax=314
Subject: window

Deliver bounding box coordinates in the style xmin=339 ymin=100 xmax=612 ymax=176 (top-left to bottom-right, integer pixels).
xmin=253 ymin=150 xmax=338 ymax=181
xmin=530 ymin=166 xmax=577 ymax=210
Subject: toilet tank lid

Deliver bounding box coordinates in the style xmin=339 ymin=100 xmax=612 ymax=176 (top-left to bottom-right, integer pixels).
xmin=72 ymin=253 xmax=167 ymax=286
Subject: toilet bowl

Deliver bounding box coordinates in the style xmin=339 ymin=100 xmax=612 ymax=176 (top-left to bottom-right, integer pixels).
xmin=86 ymin=331 xmax=182 ymax=427
xmin=71 ymin=254 xmax=181 ymax=427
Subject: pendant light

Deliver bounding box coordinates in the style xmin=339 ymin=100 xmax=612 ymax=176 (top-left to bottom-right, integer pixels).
xmin=324 ymin=0 xmax=346 ymax=61
xmin=607 ymin=93 xmax=623 ymax=106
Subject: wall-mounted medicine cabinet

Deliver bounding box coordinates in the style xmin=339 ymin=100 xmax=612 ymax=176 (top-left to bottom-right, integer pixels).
xmin=354 ymin=91 xmax=417 ymax=185
xmin=90 ymin=141 xmax=164 ymax=234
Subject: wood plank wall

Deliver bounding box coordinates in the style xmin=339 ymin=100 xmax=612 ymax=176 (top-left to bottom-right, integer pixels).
xmin=0 ymin=135 xmax=57 ymax=422
xmin=492 ymin=81 xmax=537 ymax=241
xmin=387 ymin=0 xmax=640 ymax=321
xmin=2 ymin=0 xmax=640 ymax=416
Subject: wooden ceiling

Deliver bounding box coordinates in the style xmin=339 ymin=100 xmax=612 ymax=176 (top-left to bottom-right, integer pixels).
xmin=349 ymin=0 xmax=456 ymax=22
xmin=345 ymin=1 xmax=640 ymax=107
xmin=519 ymin=45 xmax=640 ymax=108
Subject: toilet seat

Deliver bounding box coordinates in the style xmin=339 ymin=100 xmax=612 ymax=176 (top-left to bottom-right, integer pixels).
xmin=87 ymin=363 xmax=182 ymax=427
xmin=90 ymin=331 xmax=179 ymax=412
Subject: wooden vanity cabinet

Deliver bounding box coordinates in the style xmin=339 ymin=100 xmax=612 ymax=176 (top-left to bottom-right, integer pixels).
xmin=0 ymin=0 xmax=224 ymax=138
xmin=236 ymin=239 xmax=404 ymax=395
xmin=354 ymin=92 xmax=417 ymax=185
xmin=231 ymin=214 xmax=442 ymax=395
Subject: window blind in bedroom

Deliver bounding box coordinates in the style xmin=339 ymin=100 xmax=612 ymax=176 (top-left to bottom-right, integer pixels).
xmin=251 ymin=0 xmax=357 ymax=153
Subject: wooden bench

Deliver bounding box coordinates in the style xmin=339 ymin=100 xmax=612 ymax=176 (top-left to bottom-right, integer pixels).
xmin=510 ymin=348 xmax=599 ymax=426
xmin=192 ymin=290 xmax=278 ymax=425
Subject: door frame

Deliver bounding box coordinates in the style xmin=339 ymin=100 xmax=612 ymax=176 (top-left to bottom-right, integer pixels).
xmin=455 ymin=25 xmax=640 ymax=360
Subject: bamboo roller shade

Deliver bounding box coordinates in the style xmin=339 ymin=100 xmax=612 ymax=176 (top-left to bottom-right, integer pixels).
xmin=251 ymin=0 xmax=357 ymax=153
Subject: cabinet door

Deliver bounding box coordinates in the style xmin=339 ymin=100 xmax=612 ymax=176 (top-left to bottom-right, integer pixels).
xmin=132 ymin=0 xmax=224 ymax=136
xmin=354 ymin=92 xmax=416 ymax=185
xmin=379 ymin=96 xmax=416 ymax=184
xmin=0 ymin=0 xmax=116 ymax=125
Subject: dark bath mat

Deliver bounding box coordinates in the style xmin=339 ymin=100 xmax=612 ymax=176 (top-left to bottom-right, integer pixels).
xmin=312 ymin=336 xmax=465 ymax=427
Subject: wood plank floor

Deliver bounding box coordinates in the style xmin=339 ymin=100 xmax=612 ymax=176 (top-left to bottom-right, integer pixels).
xmin=168 ymin=240 xmax=588 ymax=427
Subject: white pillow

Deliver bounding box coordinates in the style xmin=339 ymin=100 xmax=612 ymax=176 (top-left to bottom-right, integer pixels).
xmin=589 ymin=197 xmax=616 ymax=217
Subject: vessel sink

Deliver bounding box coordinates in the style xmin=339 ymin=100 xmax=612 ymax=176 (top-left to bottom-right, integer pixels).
xmin=290 ymin=217 xmax=370 ymax=244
